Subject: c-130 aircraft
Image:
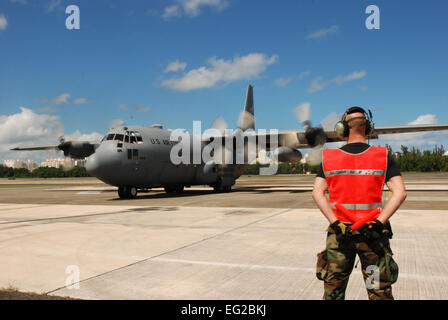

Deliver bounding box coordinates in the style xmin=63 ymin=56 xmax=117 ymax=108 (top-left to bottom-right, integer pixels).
xmin=13 ymin=85 xmax=448 ymax=199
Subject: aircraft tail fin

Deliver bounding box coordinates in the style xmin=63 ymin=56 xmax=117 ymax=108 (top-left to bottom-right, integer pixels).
xmin=238 ymin=85 xmax=255 ymax=130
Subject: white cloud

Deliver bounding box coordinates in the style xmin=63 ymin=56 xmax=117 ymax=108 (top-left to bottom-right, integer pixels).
xmin=0 ymin=107 xmax=63 ymax=146
xmin=307 ymin=70 xmax=367 ymax=93
xmin=47 ymin=0 xmax=61 ymax=13
xmin=165 ymin=60 xmax=187 ymax=73
xmin=307 ymin=25 xmax=339 ymax=39
xmin=0 ymin=14 xmax=8 ymax=30
xmin=275 ymin=76 xmax=294 ymax=87
xmin=109 ymin=119 xmax=124 ymax=129
xmin=162 ymin=53 xmax=278 ymax=91
xmin=298 ymin=71 xmax=310 ymax=80
xmin=35 ymin=105 xmax=57 ymax=113
xmin=409 ymin=114 xmax=437 ymax=125
xmin=65 ymin=130 xmax=102 ymax=143
xmin=181 ymin=0 xmax=228 ymax=17
xmin=376 ymin=114 xmax=448 ymax=151
xmin=73 ymin=98 xmax=91 ymax=104
xmin=162 ymin=0 xmax=229 ymax=19
xmin=51 ymin=93 xmax=70 ymax=105
xmin=0 ymin=107 xmax=102 ymax=163
xmin=307 ymin=76 xmax=327 ymax=93
xmin=117 ymin=104 xmax=129 ymax=111
xmin=275 ymin=72 xmax=309 ymax=87
xmin=333 ymin=70 xmax=366 ymax=85
xmin=162 ymin=5 xmax=182 ymax=19
xmin=136 ymin=105 xmax=152 ymax=113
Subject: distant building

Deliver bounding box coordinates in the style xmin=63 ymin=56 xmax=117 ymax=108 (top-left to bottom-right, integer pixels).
xmin=40 ymin=158 xmax=86 ymax=169
xmin=40 ymin=158 xmax=65 ymax=169
xmin=3 ymin=159 xmax=39 ymax=171
xmin=26 ymin=160 xmax=39 ymax=171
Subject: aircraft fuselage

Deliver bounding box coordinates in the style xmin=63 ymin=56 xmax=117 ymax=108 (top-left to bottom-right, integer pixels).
xmin=86 ymin=126 xmax=246 ymax=192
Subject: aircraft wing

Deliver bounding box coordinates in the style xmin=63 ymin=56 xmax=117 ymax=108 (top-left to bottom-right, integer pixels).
xmin=11 ymin=142 xmax=100 ymax=158
xmin=204 ymin=123 xmax=448 ymax=151
xmin=371 ymin=124 xmax=448 ymax=136
xmin=11 ymin=146 xmax=59 ymax=151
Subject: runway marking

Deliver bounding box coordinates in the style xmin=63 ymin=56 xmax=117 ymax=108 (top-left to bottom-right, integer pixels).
xmin=151 ymin=257 xmax=314 ymax=273
xmin=151 ymin=258 xmax=448 ymax=283
xmin=76 ymin=191 xmax=102 ymax=195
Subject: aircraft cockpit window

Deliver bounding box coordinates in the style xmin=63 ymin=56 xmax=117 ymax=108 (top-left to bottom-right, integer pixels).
xmin=106 ymin=134 xmax=115 ymax=141
xmin=134 ymin=131 xmax=143 ymax=143
xmin=115 ymin=134 xmax=124 ymax=142
xmin=130 ymin=135 xmax=137 ymax=144
xmin=124 ymin=135 xmax=129 ymax=143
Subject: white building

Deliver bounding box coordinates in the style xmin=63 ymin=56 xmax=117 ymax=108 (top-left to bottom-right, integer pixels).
xmin=3 ymin=159 xmax=39 ymax=171
xmin=40 ymin=158 xmax=86 ymax=169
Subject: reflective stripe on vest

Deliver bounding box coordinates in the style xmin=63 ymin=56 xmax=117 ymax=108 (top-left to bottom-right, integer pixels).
xmin=329 ymin=202 xmax=382 ymax=210
xmin=324 ymin=169 xmax=386 ymax=177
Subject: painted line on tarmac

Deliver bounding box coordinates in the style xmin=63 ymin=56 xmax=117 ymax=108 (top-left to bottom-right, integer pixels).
xmin=76 ymin=191 xmax=102 ymax=195
xmin=151 ymin=257 xmax=314 ymax=273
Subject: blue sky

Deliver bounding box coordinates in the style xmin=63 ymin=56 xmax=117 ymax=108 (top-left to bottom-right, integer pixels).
xmin=0 ymin=0 xmax=447 ymax=160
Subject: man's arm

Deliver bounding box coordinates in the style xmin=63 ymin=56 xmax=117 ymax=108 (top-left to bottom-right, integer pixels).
xmin=377 ymin=175 xmax=407 ymax=224
xmin=312 ymin=177 xmax=338 ymax=224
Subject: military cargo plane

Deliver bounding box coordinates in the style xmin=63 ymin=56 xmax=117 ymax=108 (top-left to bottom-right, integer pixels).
xmin=12 ymin=85 xmax=448 ymax=199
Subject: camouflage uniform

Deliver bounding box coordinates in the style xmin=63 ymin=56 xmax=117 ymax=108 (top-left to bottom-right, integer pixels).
xmin=316 ymin=221 xmax=398 ymax=300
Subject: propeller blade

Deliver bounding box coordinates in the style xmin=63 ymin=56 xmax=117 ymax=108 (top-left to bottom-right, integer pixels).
xmin=321 ymin=112 xmax=342 ymax=131
xmin=293 ymin=102 xmax=311 ymax=126
xmin=238 ymin=110 xmax=255 ymax=131
xmin=210 ymin=117 xmax=228 ymax=135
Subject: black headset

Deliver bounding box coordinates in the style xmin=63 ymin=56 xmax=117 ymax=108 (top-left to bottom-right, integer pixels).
xmin=334 ymin=106 xmax=374 ymax=138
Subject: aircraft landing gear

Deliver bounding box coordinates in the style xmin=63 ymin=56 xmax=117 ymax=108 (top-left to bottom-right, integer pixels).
xmin=118 ymin=186 xmax=138 ymax=199
xmin=164 ymin=185 xmax=184 ymax=194
xmin=212 ymin=176 xmax=233 ymax=193
xmin=213 ymin=185 xmax=231 ymax=193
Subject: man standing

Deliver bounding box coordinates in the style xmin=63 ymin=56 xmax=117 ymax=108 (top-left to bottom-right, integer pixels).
xmin=312 ymin=106 xmax=407 ymax=300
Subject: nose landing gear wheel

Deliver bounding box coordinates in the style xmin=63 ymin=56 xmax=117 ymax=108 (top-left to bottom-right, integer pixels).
xmin=213 ymin=185 xmax=231 ymax=193
xmin=118 ymin=186 xmax=138 ymax=199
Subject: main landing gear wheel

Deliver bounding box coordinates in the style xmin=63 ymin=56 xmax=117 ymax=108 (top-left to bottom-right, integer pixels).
xmin=213 ymin=185 xmax=231 ymax=193
xmin=118 ymin=186 xmax=138 ymax=199
xmin=164 ymin=186 xmax=184 ymax=194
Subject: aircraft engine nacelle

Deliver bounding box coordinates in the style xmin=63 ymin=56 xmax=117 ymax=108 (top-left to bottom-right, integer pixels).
xmin=59 ymin=141 xmax=97 ymax=159
xmin=272 ymin=147 xmax=302 ymax=163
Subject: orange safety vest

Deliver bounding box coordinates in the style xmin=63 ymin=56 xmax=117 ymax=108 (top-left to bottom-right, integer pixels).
xmin=322 ymin=146 xmax=387 ymax=223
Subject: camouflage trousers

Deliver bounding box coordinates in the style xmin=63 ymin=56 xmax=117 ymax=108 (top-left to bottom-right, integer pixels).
xmin=316 ymin=222 xmax=399 ymax=300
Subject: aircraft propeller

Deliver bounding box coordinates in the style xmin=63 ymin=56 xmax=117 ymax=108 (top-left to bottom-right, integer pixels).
xmin=293 ymin=103 xmax=328 ymax=165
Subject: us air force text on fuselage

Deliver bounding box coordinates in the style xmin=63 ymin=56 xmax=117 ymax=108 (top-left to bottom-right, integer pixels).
xmin=180 ymin=304 xmax=266 ymax=318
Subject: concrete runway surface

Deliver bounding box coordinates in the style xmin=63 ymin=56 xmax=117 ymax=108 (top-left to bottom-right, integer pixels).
xmin=0 ymin=174 xmax=447 ymax=300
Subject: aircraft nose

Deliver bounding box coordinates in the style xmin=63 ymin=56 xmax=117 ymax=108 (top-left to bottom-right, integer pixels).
xmin=86 ymin=154 xmax=100 ymax=177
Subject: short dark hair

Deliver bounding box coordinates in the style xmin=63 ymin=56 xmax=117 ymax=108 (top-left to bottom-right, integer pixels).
xmin=344 ymin=106 xmax=367 ymax=118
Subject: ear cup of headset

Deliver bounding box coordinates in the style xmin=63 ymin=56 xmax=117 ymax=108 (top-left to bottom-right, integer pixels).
xmin=334 ymin=107 xmax=374 ymax=137
xmin=334 ymin=121 xmax=349 ymax=137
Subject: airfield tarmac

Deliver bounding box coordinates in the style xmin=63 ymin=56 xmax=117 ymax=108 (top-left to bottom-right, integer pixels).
xmin=0 ymin=174 xmax=447 ymax=300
